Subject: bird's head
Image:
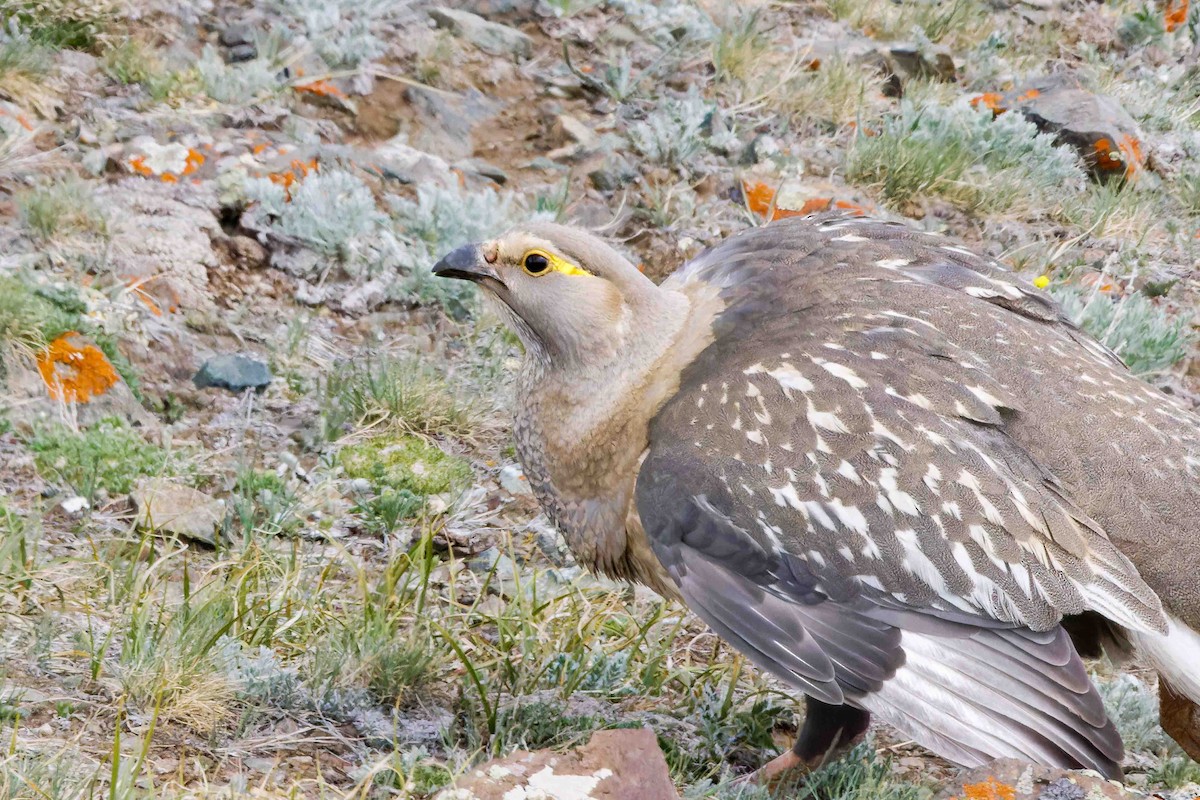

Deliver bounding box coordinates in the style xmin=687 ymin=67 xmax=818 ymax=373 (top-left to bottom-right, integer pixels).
xmin=432 ymin=223 xmax=666 ymax=370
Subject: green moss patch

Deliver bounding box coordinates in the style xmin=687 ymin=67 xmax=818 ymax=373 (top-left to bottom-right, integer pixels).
xmin=340 ymin=434 xmax=472 ymax=501
xmin=30 ymin=417 xmax=171 ymax=498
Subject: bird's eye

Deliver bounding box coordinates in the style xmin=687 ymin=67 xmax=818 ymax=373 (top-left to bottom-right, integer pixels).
xmin=523 ymin=252 xmax=551 ymax=276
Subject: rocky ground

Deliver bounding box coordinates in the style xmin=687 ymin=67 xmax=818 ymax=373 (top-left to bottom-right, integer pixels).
xmin=1 ymin=0 xmax=1199 ymax=798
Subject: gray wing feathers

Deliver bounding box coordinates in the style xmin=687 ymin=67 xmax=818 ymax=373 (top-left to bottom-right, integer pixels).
xmin=862 ymin=625 xmax=1122 ymax=777
xmin=634 ymin=213 xmax=1175 ymax=776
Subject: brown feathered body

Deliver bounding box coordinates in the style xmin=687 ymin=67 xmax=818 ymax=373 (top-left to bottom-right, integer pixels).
xmin=445 ymin=215 xmax=1200 ymax=778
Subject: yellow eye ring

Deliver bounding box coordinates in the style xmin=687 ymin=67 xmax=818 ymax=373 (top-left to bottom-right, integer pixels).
xmin=523 ymin=251 xmax=552 ymax=276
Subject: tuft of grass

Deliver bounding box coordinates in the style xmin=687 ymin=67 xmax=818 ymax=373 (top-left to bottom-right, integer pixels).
xmin=16 ymin=178 xmax=108 ymax=242
xmin=307 ymin=540 xmax=438 ymax=709
xmin=0 ymin=20 xmax=51 ymax=80
xmin=1053 ymin=285 xmax=1191 ymax=376
xmin=0 ymin=501 xmax=36 ymax=599
xmin=29 ymin=417 xmax=172 ymax=499
xmin=118 ymin=580 xmax=239 ymax=735
xmin=229 ymin=467 xmax=304 ymax=538
xmin=794 ymin=743 xmax=929 ymax=800
xmin=0 ymin=274 xmax=50 ymax=374
xmin=321 ymin=354 xmax=477 ymax=441
xmin=1059 ymin=181 xmax=1171 ymax=241
xmin=0 ymin=273 xmax=88 ymax=374
xmin=783 ymin=57 xmax=876 ymax=129
xmin=0 ymin=751 xmax=86 ymax=800
xmin=101 ymin=39 xmax=191 ymax=102
xmin=1 ymin=0 xmax=119 ymax=50
xmin=847 ymin=99 xmax=1085 ymax=214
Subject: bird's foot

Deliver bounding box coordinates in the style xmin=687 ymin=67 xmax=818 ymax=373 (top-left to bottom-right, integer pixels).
xmin=732 ymin=750 xmax=809 ymax=789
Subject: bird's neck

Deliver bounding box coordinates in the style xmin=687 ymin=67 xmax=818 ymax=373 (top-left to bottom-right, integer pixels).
xmin=514 ymin=284 xmax=717 ymax=588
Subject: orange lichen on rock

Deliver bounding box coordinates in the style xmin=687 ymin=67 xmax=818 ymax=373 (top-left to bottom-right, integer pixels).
xmin=742 ymin=180 xmax=777 ymax=217
xmin=1117 ymin=134 xmax=1144 ymax=178
xmin=959 ymin=778 xmax=1016 ymax=800
xmin=181 ymin=148 xmax=205 ymax=176
xmin=1166 ymin=0 xmax=1189 ymax=31
xmin=1093 ymin=135 xmax=1143 ymax=178
xmin=970 ymin=92 xmax=1006 ymax=114
xmin=267 ymin=158 xmax=319 ymax=198
xmin=128 ymin=155 xmax=154 ymax=176
xmin=293 ymin=79 xmax=346 ymax=99
xmin=742 ymin=181 xmax=873 ymax=221
xmin=37 ymin=333 xmax=120 ymax=403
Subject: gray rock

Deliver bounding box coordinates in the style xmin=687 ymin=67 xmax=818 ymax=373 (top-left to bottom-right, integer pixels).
xmin=468 ymin=546 xmax=518 ymax=582
xmin=887 ymin=43 xmax=957 ymax=82
xmin=499 ymin=464 xmax=532 ymax=495
xmin=338 ymin=279 xmax=389 ymax=317
xmin=458 ymin=0 xmax=541 ymax=19
xmin=988 ymin=76 xmax=1146 ymax=180
xmin=226 ymin=43 xmax=258 ymax=63
xmin=132 ymin=478 xmax=225 ymax=546
xmin=429 ymin=7 xmax=534 ymax=59
xmin=456 ymin=157 xmax=509 ymax=184
xmin=193 ymin=354 xmax=272 ymax=393
xmin=218 ymin=24 xmax=254 ymax=47
xmin=445 ymin=728 xmax=681 ymax=800
xmin=370 ymin=139 xmax=453 ymax=185
xmin=935 ymin=760 xmax=1141 ymax=800
xmin=403 ymin=86 xmax=502 ymax=161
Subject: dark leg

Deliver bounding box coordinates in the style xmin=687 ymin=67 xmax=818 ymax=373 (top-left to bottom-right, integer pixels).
xmin=1160 ymin=679 xmax=1200 ymax=763
xmin=741 ymin=697 xmax=872 ymax=786
xmin=792 ymin=697 xmax=872 ymax=766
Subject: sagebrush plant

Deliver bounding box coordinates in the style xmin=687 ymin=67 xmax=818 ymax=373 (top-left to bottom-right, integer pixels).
xmin=246 ymin=167 xmax=404 ymax=280
xmin=1054 ymin=285 xmax=1191 ymax=376
xmin=1099 ymin=674 xmax=1200 ymax=789
xmin=391 ymin=182 xmax=530 ymax=317
xmin=196 ymin=39 xmax=288 ymax=104
xmin=1099 ymin=673 xmax=1169 ymax=752
xmin=848 ymin=99 xmax=1085 ymax=213
xmin=607 ymin=0 xmax=716 ymax=46
xmin=626 ymin=87 xmax=715 ymax=170
xmin=271 ymin=0 xmax=403 ymax=69
xmin=827 ymin=0 xmax=990 ymax=45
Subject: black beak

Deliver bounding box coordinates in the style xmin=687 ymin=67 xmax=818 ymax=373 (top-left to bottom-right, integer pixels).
xmin=432 ymin=243 xmax=498 ymax=283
